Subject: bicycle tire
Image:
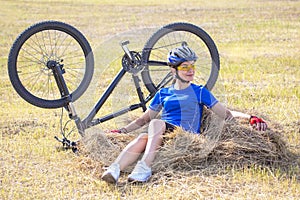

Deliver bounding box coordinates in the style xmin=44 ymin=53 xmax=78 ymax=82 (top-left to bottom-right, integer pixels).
xmin=8 ymin=21 xmax=94 ymax=108
xmin=141 ymin=22 xmax=220 ymax=93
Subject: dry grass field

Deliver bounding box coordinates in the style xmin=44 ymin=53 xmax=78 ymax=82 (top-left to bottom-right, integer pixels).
xmin=0 ymin=0 xmax=299 ymax=199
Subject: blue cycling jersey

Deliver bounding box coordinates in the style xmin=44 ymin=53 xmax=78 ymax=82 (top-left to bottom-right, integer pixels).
xmin=149 ymin=83 xmax=218 ymax=134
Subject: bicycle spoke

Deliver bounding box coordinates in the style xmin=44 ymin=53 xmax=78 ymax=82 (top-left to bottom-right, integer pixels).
xmin=156 ymin=72 xmax=173 ymax=89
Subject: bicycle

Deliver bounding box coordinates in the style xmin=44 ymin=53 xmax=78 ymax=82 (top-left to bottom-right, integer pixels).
xmin=7 ymin=21 xmax=220 ymax=152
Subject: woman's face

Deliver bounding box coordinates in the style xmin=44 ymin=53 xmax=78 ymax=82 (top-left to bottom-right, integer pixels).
xmin=174 ymin=60 xmax=195 ymax=82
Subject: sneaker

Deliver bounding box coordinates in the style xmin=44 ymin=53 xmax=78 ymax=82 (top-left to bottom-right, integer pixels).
xmin=128 ymin=160 xmax=152 ymax=183
xmin=101 ymin=163 xmax=120 ymax=184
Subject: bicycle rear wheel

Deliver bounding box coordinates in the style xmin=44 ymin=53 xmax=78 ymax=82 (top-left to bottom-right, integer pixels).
xmin=8 ymin=21 xmax=94 ymax=108
xmin=141 ymin=22 xmax=219 ymax=93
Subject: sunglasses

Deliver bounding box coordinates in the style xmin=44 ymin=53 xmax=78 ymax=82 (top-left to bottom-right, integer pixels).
xmin=177 ymin=64 xmax=196 ymax=71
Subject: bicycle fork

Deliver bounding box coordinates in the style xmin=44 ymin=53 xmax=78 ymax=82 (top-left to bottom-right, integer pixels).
xmin=47 ymin=60 xmax=83 ymax=152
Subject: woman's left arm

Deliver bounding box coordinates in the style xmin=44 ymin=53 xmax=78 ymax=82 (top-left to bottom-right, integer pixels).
xmin=211 ymin=102 xmax=267 ymax=131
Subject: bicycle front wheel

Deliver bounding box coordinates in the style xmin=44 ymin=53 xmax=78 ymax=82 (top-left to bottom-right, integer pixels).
xmin=8 ymin=21 xmax=94 ymax=108
xmin=141 ymin=22 xmax=220 ymax=93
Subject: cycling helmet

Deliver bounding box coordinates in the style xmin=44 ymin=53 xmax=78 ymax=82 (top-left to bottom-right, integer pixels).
xmin=167 ymin=45 xmax=198 ymax=67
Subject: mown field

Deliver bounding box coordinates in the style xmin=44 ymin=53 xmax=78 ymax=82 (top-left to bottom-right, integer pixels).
xmin=0 ymin=0 xmax=299 ymax=199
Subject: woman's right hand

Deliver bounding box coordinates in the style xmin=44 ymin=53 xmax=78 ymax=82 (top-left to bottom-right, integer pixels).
xmin=110 ymin=129 xmax=122 ymax=133
xmin=110 ymin=128 xmax=128 ymax=133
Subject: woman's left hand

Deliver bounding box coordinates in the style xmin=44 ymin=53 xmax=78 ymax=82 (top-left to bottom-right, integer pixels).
xmin=249 ymin=116 xmax=267 ymax=131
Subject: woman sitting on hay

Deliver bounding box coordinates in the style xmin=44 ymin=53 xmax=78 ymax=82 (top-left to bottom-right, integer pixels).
xmin=101 ymin=45 xmax=267 ymax=184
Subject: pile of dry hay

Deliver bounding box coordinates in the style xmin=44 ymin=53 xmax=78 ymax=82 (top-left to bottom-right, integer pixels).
xmin=80 ymin=109 xmax=298 ymax=177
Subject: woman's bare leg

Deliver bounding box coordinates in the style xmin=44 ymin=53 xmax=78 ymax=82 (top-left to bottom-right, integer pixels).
xmin=140 ymin=119 xmax=166 ymax=166
xmin=114 ymin=133 xmax=148 ymax=170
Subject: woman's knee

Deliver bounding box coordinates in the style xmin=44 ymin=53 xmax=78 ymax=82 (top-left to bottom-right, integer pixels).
xmin=148 ymin=119 xmax=166 ymax=136
xmin=127 ymin=133 xmax=148 ymax=146
xmin=126 ymin=133 xmax=148 ymax=153
xmin=133 ymin=133 xmax=148 ymax=143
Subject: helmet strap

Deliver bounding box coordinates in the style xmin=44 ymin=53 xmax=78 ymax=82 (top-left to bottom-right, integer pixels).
xmin=175 ymin=70 xmax=190 ymax=84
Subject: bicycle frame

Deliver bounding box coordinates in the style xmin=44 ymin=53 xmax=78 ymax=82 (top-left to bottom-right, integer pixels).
xmin=54 ymin=41 xmax=171 ymax=149
xmin=80 ymin=67 xmax=151 ymax=131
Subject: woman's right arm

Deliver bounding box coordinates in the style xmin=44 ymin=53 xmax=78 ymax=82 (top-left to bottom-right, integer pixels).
xmin=118 ymin=109 xmax=159 ymax=133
